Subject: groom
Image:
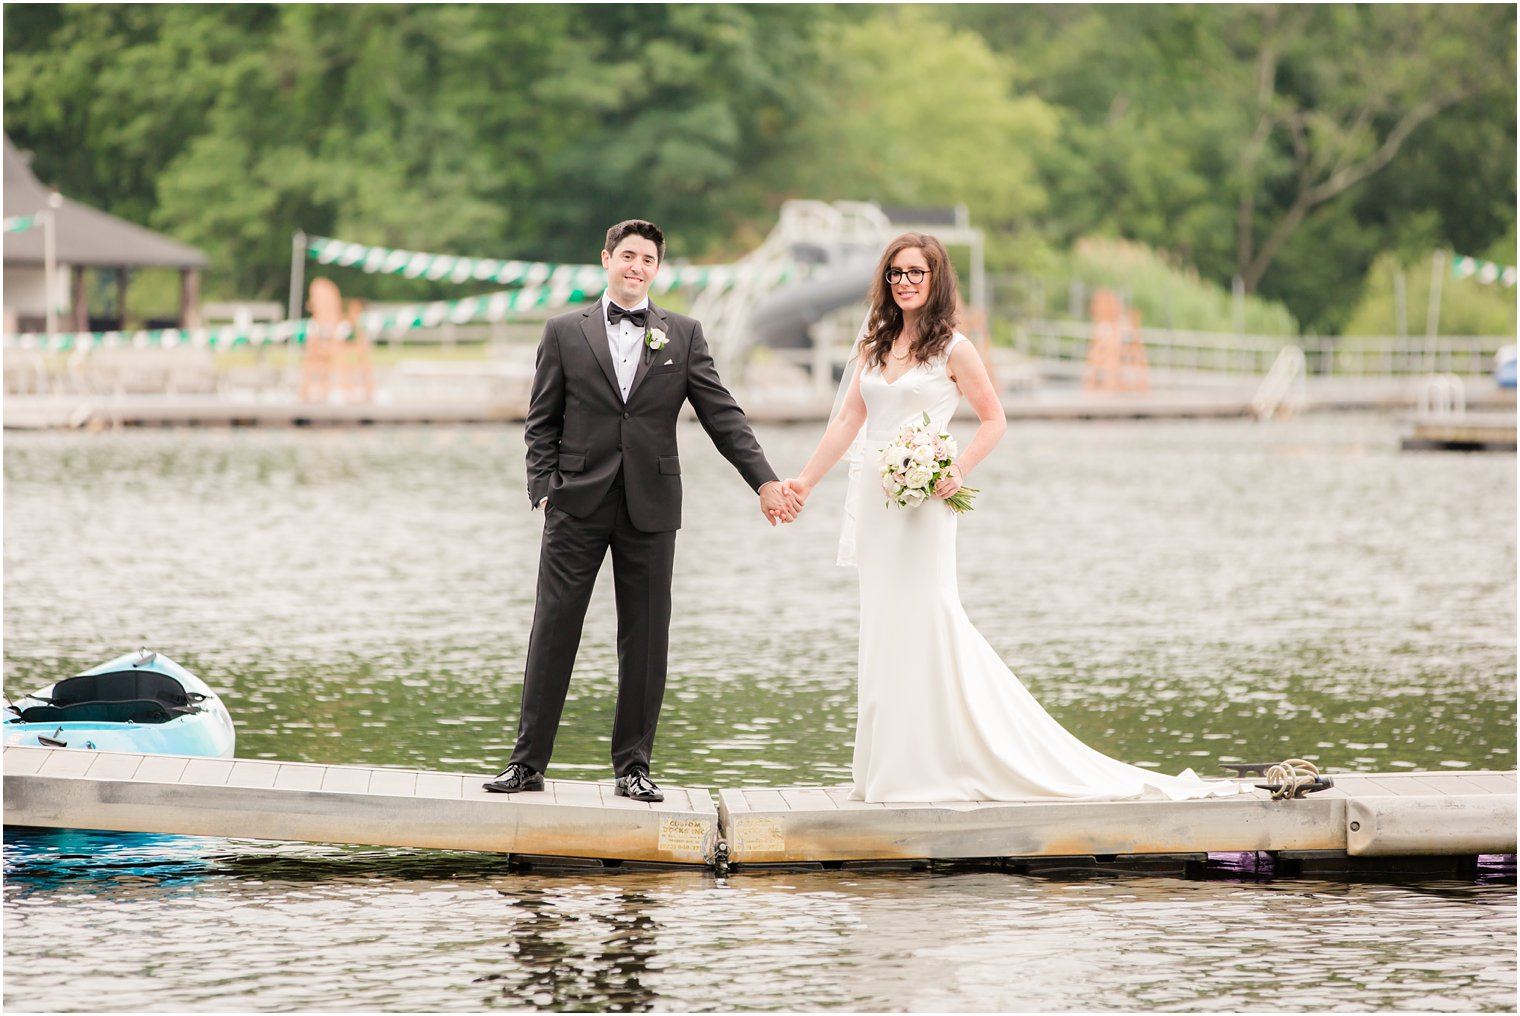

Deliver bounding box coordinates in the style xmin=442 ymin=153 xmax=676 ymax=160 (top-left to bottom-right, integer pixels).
xmin=485 ymin=219 xmax=801 ymax=802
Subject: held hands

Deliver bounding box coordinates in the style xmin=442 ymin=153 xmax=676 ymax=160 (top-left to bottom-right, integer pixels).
xmin=760 ymin=479 xmax=807 ymax=526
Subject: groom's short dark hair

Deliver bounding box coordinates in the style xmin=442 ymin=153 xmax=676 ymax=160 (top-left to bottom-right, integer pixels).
xmin=605 ymin=219 xmax=665 ymax=263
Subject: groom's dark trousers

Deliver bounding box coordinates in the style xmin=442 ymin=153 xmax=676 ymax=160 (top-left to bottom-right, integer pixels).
xmin=512 ymin=300 xmax=776 ymax=777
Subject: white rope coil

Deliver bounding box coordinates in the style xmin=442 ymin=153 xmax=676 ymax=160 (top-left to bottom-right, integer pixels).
xmin=1263 ymin=758 xmax=1320 ymax=800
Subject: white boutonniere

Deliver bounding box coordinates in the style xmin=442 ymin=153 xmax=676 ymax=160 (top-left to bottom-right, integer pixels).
xmin=645 ymin=327 xmax=668 ymax=351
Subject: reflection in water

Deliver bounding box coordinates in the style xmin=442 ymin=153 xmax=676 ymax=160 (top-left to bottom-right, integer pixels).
xmin=3 ymin=417 xmax=1514 ymax=1010
xmin=477 ymin=888 xmax=658 ymax=1012
xmin=2 ymin=839 xmax=1513 ymax=1011
xmin=3 ymin=827 xmax=217 ymax=897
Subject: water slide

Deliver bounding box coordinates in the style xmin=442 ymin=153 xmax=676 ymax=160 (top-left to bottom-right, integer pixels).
xmin=691 ymin=202 xmax=893 ymax=371
xmin=695 ymin=200 xmax=982 ymax=379
xmin=745 ymin=244 xmax=878 ymax=352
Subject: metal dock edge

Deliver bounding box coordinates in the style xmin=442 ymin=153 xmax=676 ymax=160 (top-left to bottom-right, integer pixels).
xmin=720 ymin=784 xmax=1335 ymax=864
xmin=2 ymin=747 xmax=719 ymax=865
xmin=5 ymin=748 xmax=1514 ymax=868
xmin=717 ymin=773 xmax=1516 ymax=865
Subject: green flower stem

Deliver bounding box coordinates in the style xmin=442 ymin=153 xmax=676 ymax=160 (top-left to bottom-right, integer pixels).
xmin=946 ymin=487 xmax=979 ymax=513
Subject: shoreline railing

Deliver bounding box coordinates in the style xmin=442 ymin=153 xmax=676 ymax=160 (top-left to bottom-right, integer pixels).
xmin=1010 ymin=318 xmax=1509 ymax=378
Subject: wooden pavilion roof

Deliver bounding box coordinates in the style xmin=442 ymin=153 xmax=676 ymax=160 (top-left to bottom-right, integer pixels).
xmin=3 ymin=135 xmax=209 ymax=270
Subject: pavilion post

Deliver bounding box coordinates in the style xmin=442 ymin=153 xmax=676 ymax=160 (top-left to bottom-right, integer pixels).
xmin=288 ymin=230 xmax=307 ymax=322
xmin=69 ymin=265 xmax=87 ymax=331
xmin=42 ymin=195 xmax=58 ymax=337
xmin=180 ymin=268 xmax=202 ymax=329
xmin=116 ymin=269 xmax=130 ymax=330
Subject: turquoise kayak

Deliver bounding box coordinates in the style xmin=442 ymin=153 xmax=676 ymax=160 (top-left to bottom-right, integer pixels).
xmin=3 ymin=649 xmax=235 ymax=758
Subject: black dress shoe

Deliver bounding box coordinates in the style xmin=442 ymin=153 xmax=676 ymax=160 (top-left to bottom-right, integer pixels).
xmin=614 ymin=766 xmax=664 ymax=803
xmin=483 ymin=763 xmax=544 ymax=794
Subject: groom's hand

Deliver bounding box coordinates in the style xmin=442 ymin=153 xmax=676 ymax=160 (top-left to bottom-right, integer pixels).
xmin=759 ymin=481 xmax=798 ymax=526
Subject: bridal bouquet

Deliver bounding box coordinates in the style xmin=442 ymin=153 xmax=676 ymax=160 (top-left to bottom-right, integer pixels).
xmin=879 ymin=413 xmax=978 ymax=513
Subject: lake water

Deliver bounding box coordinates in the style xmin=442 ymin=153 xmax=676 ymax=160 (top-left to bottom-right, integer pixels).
xmin=4 ymin=415 xmax=1515 ymax=1011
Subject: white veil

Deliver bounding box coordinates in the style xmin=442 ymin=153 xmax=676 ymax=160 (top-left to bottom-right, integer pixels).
xmin=831 ymin=312 xmax=871 ymax=568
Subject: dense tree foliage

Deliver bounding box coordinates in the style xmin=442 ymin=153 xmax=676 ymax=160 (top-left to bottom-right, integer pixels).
xmin=5 ymin=3 xmax=1513 ymax=334
xmin=949 ymin=3 xmax=1516 ymax=332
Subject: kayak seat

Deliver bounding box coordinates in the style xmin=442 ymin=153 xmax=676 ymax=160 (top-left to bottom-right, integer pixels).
xmin=17 ymin=700 xmax=177 ymax=724
xmin=50 ymin=670 xmax=193 ymax=709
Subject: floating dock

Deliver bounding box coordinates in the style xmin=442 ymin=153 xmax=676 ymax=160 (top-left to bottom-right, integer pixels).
xmin=718 ymin=774 xmax=1515 ymax=867
xmin=0 ymin=391 xmax=1257 ymax=429
xmin=1400 ymin=412 xmax=1517 ymax=451
xmin=5 ymin=383 xmax=1514 ymax=430
xmin=4 ymin=747 xmax=1514 ymax=873
xmin=2 ymin=747 xmax=718 ymax=865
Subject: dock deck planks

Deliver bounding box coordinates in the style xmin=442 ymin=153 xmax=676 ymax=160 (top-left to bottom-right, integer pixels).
xmin=4 ymin=747 xmax=1513 ymax=867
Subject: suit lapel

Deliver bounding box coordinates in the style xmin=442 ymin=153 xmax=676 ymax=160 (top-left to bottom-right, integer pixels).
xmin=578 ymin=303 xmax=621 ymax=398
xmin=625 ymin=303 xmax=667 ymax=402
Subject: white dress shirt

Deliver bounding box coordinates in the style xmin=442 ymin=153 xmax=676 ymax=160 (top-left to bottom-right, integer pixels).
xmin=604 ymin=294 xmax=649 ymax=402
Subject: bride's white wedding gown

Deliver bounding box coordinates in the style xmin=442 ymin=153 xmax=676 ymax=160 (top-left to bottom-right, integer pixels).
xmin=849 ymin=333 xmax=1237 ymax=803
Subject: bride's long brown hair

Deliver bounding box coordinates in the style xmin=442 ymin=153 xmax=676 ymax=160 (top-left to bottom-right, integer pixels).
xmin=862 ymin=232 xmax=960 ymax=369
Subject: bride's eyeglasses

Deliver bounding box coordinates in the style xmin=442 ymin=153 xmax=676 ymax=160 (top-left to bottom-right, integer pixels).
xmin=885 ymin=268 xmax=930 ymax=285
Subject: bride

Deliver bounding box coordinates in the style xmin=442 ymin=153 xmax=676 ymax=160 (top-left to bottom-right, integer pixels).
xmin=785 ymin=232 xmax=1237 ymax=803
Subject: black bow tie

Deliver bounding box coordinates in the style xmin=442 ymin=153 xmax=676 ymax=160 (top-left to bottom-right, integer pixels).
xmin=607 ymin=303 xmax=648 ymax=328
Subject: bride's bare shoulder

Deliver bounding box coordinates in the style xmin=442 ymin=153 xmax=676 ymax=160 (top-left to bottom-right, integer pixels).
xmin=945 ymin=333 xmax=985 ymax=381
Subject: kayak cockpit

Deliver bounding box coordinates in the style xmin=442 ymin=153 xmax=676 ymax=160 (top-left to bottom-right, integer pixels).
xmin=5 ymin=649 xmax=235 ymax=757
xmin=17 ymin=669 xmax=206 ymax=725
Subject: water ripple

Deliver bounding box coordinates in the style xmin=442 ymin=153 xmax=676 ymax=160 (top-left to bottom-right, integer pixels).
xmin=4 ymin=415 xmax=1514 ymax=1010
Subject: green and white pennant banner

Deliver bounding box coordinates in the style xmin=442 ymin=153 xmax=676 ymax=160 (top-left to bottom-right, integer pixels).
xmin=1451 ymin=253 xmax=1517 ymax=287
xmin=3 ymin=283 xmax=599 ymax=352
xmin=3 ymin=215 xmax=39 ymax=234
xmin=306 ymin=235 xmax=803 ymax=291
xmin=5 ymin=236 xmax=808 ymax=350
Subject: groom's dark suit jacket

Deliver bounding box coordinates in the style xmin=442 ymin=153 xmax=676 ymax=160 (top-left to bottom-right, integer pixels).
xmin=525 ymin=300 xmax=777 ymax=532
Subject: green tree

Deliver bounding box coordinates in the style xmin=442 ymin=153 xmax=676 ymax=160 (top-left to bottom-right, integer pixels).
xmin=6 ymin=4 xmax=839 ymax=300
xmin=6 ymin=2 xmax=1514 ymax=330
xmin=785 ymin=8 xmax=1060 ymax=266
xmin=1223 ymin=5 xmax=1514 ymax=295
xmin=952 ymin=3 xmax=1516 ymax=333
xmin=152 ymin=5 xmax=524 ymax=299
xmin=4 ymin=5 xmax=279 ymax=225
xmin=500 ymin=4 xmax=836 ymax=262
